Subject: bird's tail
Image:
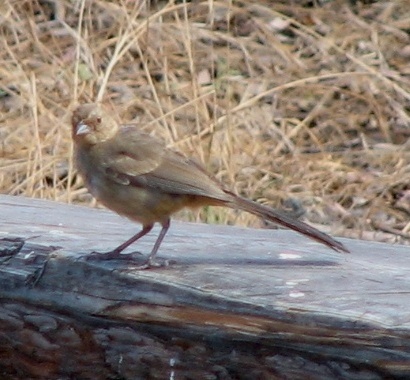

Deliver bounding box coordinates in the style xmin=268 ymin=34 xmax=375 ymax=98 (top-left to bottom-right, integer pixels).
xmin=230 ymin=194 xmax=349 ymax=253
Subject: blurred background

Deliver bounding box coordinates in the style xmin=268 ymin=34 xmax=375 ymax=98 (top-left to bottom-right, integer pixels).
xmin=1 ymin=0 xmax=409 ymax=245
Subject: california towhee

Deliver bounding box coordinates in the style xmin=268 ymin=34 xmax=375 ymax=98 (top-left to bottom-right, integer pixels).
xmin=72 ymin=103 xmax=349 ymax=268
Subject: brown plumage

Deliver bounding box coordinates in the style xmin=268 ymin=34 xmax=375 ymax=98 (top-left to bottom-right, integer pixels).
xmin=71 ymin=103 xmax=349 ymax=268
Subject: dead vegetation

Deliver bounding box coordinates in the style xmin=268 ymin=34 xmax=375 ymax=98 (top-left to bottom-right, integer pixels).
xmin=0 ymin=0 xmax=409 ymax=245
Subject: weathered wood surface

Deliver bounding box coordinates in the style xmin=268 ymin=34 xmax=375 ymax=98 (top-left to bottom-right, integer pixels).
xmin=0 ymin=194 xmax=409 ymax=379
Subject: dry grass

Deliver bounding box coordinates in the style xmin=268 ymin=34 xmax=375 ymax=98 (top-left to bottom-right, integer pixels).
xmin=1 ymin=0 xmax=409 ymax=245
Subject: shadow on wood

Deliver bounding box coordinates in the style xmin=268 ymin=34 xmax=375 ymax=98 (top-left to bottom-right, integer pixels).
xmin=0 ymin=195 xmax=409 ymax=379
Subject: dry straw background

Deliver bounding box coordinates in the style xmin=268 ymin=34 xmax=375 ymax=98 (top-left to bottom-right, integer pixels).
xmin=1 ymin=0 xmax=409 ymax=245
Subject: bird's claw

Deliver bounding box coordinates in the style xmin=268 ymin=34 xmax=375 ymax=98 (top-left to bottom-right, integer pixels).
xmin=121 ymin=257 xmax=173 ymax=271
xmin=79 ymin=250 xmax=144 ymax=262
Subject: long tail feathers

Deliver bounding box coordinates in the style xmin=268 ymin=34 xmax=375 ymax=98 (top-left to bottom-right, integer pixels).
xmin=232 ymin=195 xmax=349 ymax=253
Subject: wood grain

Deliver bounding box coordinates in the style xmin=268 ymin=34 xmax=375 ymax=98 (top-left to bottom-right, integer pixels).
xmin=0 ymin=194 xmax=409 ymax=379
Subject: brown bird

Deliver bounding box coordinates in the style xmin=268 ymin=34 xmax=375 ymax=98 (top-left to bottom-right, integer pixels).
xmin=71 ymin=103 xmax=349 ymax=268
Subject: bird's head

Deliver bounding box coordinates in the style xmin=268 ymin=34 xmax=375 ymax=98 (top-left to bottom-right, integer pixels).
xmin=72 ymin=103 xmax=118 ymax=145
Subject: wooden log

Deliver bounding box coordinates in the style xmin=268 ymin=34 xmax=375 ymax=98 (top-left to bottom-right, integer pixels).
xmin=0 ymin=194 xmax=409 ymax=379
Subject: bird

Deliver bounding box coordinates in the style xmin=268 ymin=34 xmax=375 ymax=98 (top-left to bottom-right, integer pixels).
xmin=71 ymin=103 xmax=349 ymax=268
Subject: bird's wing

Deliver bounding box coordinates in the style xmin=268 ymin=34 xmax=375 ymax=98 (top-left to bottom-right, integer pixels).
xmin=137 ymin=151 xmax=229 ymax=199
xmin=100 ymin=129 xmax=164 ymax=179
xmin=100 ymin=128 xmax=229 ymax=200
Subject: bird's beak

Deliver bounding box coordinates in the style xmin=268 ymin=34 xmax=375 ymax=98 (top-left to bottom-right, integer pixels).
xmin=75 ymin=122 xmax=90 ymax=135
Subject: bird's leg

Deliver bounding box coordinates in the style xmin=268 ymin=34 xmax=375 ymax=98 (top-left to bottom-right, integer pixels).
xmin=111 ymin=224 xmax=154 ymax=255
xmin=84 ymin=224 xmax=154 ymax=261
xmin=107 ymin=218 xmax=171 ymax=270
xmin=137 ymin=218 xmax=171 ymax=269
xmin=84 ymin=221 xmax=172 ymax=269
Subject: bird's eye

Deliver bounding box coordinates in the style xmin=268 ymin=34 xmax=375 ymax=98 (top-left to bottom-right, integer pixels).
xmin=96 ymin=117 xmax=102 ymax=123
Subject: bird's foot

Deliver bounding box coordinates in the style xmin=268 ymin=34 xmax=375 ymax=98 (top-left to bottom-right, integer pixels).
xmin=125 ymin=257 xmax=172 ymax=270
xmin=81 ymin=249 xmax=144 ymax=262
xmin=80 ymin=250 xmax=174 ymax=269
